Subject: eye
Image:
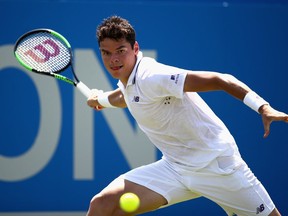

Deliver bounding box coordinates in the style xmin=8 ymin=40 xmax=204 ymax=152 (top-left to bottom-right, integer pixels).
xmin=118 ymin=49 xmax=127 ymax=54
xmin=101 ymin=50 xmax=110 ymax=56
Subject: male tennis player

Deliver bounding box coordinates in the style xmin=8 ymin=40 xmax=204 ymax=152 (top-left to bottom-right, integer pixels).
xmin=86 ymin=16 xmax=287 ymax=215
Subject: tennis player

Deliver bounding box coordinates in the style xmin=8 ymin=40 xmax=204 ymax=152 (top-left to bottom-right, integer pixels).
xmin=86 ymin=16 xmax=287 ymax=216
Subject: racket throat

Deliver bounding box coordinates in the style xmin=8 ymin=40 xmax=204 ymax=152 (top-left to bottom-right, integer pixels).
xmin=53 ymin=73 xmax=75 ymax=85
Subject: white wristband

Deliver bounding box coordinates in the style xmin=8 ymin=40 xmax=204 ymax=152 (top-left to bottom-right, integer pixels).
xmin=97 ymin=91 xmax=117 ymax=108
xmin=243 ymin=91 xmax=269 ymax=113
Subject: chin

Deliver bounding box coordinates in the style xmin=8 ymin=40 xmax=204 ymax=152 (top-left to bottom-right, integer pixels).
xmin=111 ymin=73 xmax=121 ymax=79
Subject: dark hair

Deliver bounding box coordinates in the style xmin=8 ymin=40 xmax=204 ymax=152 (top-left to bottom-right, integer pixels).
xmin=96 ymin=16 xmax=136 ymax=48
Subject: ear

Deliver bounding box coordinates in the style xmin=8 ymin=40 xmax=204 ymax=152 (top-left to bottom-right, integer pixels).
xmin=134 ymin=41 xmax=139 ymax=54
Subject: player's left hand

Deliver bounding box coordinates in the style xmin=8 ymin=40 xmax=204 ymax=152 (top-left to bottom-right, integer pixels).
xmin=259 ymin=104 xmax=288 ymax=138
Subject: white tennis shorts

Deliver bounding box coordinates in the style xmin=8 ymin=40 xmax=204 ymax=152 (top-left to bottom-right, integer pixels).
xmin=120 ymin=157 xmax=275 ymax=216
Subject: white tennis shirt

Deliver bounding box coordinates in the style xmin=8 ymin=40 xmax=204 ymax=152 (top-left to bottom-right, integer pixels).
xmin=117 ymin=52 xmax=242 ymax=169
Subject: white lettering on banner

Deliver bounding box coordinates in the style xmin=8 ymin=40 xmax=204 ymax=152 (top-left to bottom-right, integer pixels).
xmin=0 ymin=45 xmax=61 ymax=181
xmin=0 ymin=45 xmax=157 ymax=181
xmin=74 ymin=49 xmax=157 ymax=179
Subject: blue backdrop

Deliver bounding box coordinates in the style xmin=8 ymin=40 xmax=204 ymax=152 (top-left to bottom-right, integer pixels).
xmin=0 ymin=0 xmax=287 ymax=215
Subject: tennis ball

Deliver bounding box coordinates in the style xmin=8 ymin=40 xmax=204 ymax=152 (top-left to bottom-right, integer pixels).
xmin=119 ymin=192 xmax=140 ymax=213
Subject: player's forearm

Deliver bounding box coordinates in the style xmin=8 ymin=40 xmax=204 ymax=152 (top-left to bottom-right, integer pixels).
xmin=87 ymin=88 xmax=127 ymax=109
xmin=184 ymin=72 xmax=269 ymax=113
xmin=108 ymin=88 xmax=127 ymax=108
xmin=207 ymin=73 xmax=270 ymax=113
xmin=216 ymin=73 xmax=251 ymax=101
xmin=96 ymin=88 xmax=127 ymax=108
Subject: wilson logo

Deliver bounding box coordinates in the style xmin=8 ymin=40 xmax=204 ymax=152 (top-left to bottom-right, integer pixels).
xmin=25 ymin=39 xmax=60 ymax=63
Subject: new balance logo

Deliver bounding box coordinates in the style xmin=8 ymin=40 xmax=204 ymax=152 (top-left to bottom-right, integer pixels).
xmin=170 ymin=74 xmax=180 ymax=84
xmin=133 ymin=96 xmax=140 ymax=102
xmin=256 ymin=204 xmax=265 ymax=214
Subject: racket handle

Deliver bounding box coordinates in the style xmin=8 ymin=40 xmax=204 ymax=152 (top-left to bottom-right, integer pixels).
xmin=76 ymin=81 xmax=91 ymax=98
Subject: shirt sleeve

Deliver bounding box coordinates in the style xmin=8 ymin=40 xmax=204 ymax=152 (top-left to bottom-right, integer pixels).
xmin=139 ymin=62 xmax=188 ymax=100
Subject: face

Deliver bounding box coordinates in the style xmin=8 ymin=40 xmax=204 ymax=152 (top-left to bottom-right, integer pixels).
xmin=99 ymin=38 xmax=139 ymax=85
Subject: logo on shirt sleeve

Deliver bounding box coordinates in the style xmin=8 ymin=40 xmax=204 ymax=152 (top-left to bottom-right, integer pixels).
xmin=170 ymin=74 xmax=180 ymax=84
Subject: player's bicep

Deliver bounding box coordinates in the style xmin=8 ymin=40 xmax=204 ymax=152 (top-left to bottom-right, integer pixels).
xmin=184 ymin=72 xmax=252 ymax=101
xmin=183 ymin=72 xmax=222 ymax=92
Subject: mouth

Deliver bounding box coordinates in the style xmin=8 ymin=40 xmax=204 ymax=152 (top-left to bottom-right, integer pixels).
xmin=110 ymin=65 xmax=123 ymax=71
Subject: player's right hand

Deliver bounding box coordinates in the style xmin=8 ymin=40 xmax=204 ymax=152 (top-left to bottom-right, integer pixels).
xmin=87 ymin=89 xmax=104 ymax=111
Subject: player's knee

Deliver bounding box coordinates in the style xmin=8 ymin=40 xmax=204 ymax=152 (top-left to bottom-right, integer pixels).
xmin=87 ymin=193 xmax=117 ymax=216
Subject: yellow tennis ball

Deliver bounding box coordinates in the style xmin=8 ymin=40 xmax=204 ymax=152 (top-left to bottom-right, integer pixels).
xmin=119 ymin=192 xmax=140 ymax=213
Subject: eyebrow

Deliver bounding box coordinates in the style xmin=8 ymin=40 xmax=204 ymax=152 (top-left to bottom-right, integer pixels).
xmin=116 ymin=45 xmax=126 ymax=50
xmin=100 ymin=45 xmax=127 ymax=52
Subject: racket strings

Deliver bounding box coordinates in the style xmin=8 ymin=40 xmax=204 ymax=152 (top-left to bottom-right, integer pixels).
xmin=15 ymin=32 xmax=71 ymax=73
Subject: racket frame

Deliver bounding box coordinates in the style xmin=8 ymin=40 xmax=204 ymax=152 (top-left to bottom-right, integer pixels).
xmin=14 ymin=29 xmax=92 ymax=97
xmin=14 ymin=28 xmax=80 ymax=86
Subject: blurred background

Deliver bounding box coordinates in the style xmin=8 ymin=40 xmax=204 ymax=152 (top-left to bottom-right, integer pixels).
xmin=0 ymin=0 xmax=287 ymax=215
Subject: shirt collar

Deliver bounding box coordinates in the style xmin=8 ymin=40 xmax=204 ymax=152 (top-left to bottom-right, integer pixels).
xmin=126 ymin=51 xmax=143 ymax=86
xmin=117 ymin=51 xmax=143 ymax=90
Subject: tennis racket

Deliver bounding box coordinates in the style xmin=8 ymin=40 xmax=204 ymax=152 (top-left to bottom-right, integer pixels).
xmin=14 ymin=28 xmax=91 ymax=98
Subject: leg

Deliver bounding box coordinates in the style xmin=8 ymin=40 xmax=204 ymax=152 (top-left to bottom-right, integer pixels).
xmin=87 ymin=158 xmax=200 ymax=216
xmin=86 ymin=178 xmax=167 ymax=216
xmin=190 ymin=161 xmax=281 ymax=216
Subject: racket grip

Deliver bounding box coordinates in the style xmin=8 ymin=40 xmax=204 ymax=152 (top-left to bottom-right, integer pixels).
xmin=76 ymin=81 xmax=91 ymax=98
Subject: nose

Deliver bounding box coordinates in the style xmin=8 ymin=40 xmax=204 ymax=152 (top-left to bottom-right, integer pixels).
xmin=110 ymin=53 xmax=120 ymax=63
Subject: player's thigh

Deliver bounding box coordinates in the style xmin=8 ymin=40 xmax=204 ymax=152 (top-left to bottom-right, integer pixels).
xmin=100 ymin=177 xmax=168 ymax=213
xmin=122 ymin=159 xmax=201 ymax=206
